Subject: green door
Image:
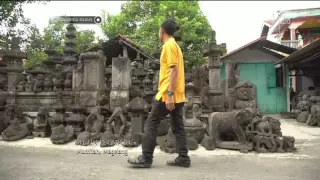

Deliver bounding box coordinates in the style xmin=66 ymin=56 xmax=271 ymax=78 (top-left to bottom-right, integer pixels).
xmin=236 ymin=63 xmax=286 ymax=114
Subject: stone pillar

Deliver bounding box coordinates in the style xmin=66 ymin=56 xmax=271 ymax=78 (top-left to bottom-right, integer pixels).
xmin=110 ymin=46 xmax=131 ymax=111
xmin=79 ymin=51 xmax=105 ymax=107
xmin=225 ymin=60 xmax=236 ymax=111
xmin=203 ymin=30 xmax=225 ymax=112
xmin=82 ymin=51 xmax=105 ymax=90
xmin=2 ymin=37 xmax=25 ymax=91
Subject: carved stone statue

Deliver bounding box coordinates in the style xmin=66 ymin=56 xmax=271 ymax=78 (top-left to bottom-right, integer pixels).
xmin=296 ymin=95 xmax=311 ymax=123
xmin=184 ymin=98 xmax=205 ymax=150
xmin=2 ymin=117 xmax=29 ymax=141
xmin=63 ymin=73 xmax=72 ymax=91
xmin=2 ymin=105 xmax=32 ymax=141
xmin=64 ymin=106 xmax=86 ymax=136
xmin=26 ymin=74 xmax=35 ymax=92
xmin=246 ymin=117 xmax=277 ymax=153
xmin=44 ymin=74 xmax=54 ymax=91
xmin=159 ymin=128 xmax=177 ymax=153
xmin=34 ymin=107 xmax=51 ymax=137
xmin=34 ymin=74 xmax=44 ymax=92
xmin=16 ymin=80 xmax=25 ymax=91
xmin=76 ymin=106 xmax=103 ymax=146
xmin=234 ymin=81 xmax=256 ymax=110
xmin=307 ymin=104 xmax=320 ymax=126
xmin=106 ymin=107 xmax=129 ymax=138
xmin=50 ymin=124 xmax=74 ymax=144
xmin=100 ymin=123 xmax=116 ymax=147
xmin=207 ymin=109 xmax=253 ymax=152
xmin=53 ymin=73 xmax=63 ymax=91
xmin=122 ymin=122 xmax=141 ymax=147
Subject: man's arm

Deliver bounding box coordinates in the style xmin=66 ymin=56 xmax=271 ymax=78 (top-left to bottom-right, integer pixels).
xmin=168 ymin=66 xmax=178 ymax=92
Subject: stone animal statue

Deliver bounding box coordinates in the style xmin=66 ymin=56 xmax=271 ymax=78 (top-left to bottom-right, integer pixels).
xmin=207 ymin=109 xmax=253 ymax=152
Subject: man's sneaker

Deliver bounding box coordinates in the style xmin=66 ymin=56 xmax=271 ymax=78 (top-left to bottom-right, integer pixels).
xmin=166 ymin=156 xmax=191 ymax=167
xmin=127 ymin=155 xmax=152 ymax=168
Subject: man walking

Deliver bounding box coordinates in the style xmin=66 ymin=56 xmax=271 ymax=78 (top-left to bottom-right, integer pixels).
xmin=127 ymin=18 xmax=190 ymax=168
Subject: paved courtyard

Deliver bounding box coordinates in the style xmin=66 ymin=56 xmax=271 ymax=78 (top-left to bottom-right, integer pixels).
xmin=0 ymin=118 xmax=320 ymax=180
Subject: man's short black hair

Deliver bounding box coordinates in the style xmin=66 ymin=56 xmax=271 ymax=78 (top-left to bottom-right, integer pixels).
xmin=161 ymin=18 xmax=177 ymax=36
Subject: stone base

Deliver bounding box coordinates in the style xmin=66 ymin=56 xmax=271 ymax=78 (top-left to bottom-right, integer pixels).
xmin=280 ymin=112 xmax=292 ymax=119
xmin=6 ymin=91 xmax=73 ymax=111
xmin=218 ymin=141 xmax=253 ymax=152
xmin=34 ymin=132 xmax=47 ymax=138
xmin=201 ymin=134 xmax=215 ymax=150
xmin=296 ymin=112 xmax=309 ymax=123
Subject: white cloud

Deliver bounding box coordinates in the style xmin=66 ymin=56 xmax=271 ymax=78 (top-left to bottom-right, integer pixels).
xmin=23 ymin=1 xmax=320 ymax=52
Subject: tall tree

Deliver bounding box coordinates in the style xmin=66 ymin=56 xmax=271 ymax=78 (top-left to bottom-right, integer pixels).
xmin=0 ymin=0 xmax=46 ymax=49
xmin=100 ymin=0 xmax=213 ymax=69
xmin=24 ymin=19 xmax=99 ymax=69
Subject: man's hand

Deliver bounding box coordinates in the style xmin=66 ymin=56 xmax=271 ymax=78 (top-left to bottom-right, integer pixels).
xmin=166 ymin=95 xmax=175 ymax=111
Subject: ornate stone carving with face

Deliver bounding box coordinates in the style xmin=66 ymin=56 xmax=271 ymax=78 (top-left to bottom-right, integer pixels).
xmin=234 ymin=81 xmax=256 ymax=110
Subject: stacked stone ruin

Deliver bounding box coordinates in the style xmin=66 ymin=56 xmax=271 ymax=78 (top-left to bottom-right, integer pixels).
xmin=0 ymin=24 xmax=296 ymax=153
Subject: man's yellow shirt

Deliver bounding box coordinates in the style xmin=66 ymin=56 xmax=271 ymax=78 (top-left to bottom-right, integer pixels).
xmin=155 ymin=37 xmax=186 ymax=103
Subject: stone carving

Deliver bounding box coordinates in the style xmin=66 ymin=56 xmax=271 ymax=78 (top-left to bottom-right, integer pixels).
xmin=246 ymin=116 xmax=295 ymax=153
xmin=295 ymin=95 xmax=311 ymax=123
xmin=100 ymin=123 xmax=116 ymax=147
xmin=34 ymin=74 xmax=45 ymax=92
xmin=307 ymin=104 xmax=320 ymax=126
xmin=26 ymin=74 xmax=35 ymax=92
xmin=48 ymin=105 xmax=67 ymax=128
xmin=64 ymin=106 xmax=86 ymax=136
xmin=207 ymin=109 xmax=253 ymax=152
xmin=50 ymin=124 xmax=74 ymax=144
xmin=121 ymin=123 xmax=141 ymax=147
xmin=2 ymin=117 xmax=29 ymax=141
xmin=48 ymin=105 xmax=74 ymax=144
xmin=63 ymin=72 xmax=72 ymax=91
xmin=184 ymin=98 xmax=205 ymax=150
xmin=16 ymin=79 xmax=25 ymax=91
xmin=76 ymin=106 xmax=103 ymax=146
xmin=233 ymin=81 xmax=257 ymax=110
xmin=106 ymin=107 xmax=129 ymax=138
xmin=34 ymin=107 xmax=51 ymax=137
xmin=159 ymin=128 xmax=177 ymax=153
xmin=53 ymin=73 xmax=64 ymax=91
xmin=2 ymin=105 xmax=32 ymax=141
xmin=44 ymin=74 xmax=54 ymax=91
xmin=125 ymin=97 xmax=151 ymax=134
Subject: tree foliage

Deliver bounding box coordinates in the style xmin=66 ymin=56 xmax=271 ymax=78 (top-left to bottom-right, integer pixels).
xmin=24 ymin=19 xmax=99 ymax=69
xmin=100 ymin=0 xmax=212 ymax=69
xmin=0 ymin=0 xmax=46 ymax=49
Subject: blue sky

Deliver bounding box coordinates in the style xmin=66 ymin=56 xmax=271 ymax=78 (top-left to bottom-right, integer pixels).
xmin=23 ymin=1 xmax=320 ymax=52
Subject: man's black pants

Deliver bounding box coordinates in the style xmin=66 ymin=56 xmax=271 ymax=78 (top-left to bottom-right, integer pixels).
xmin=142 ymin=98 xmax=189 ymax=160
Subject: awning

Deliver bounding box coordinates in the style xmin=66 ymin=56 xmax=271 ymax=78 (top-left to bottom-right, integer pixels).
xmin=275 ymin=39 xmax=320 ymax=68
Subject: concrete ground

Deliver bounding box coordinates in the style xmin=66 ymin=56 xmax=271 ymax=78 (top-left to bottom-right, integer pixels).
xmin=0 ymin=118 xmax=320 ymax=180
